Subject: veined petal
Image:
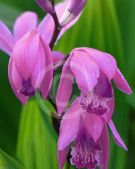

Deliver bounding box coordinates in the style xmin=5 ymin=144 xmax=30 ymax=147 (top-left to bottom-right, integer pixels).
xmin=58 ymin=146 xmax=70 ymax=169
xmin=58 ymin=99 xmax=81 ymax=150
xmin=13 ymin=11 xmax=38 ymax=40
xmin=108 ymin=119 xmax=127 ymax=151
xmin=12 ymin=30 xmax=40 ymax=80
xmin=38 ymin=14 xmax=53 ymax=44
xmin=52 ymin=51 xmax=65 ymax=64
xmin=0 ymin=21 xmax=14 ymax=55
xmin=83 ymin=113 xmax=104 ymax=142
xmin=113 ymin=68 xmax=132 ymax=94
xmin=31 ymin=36 xmax=46 ymax=89
xmin=70 ymin=50 xmax=100 ymax=92
xmin=81 ymin=48 xmax=117 ymax=80
xmin=56 ymin=56 xmax=74 ymax=116
xmin=39 ymin=36 xmax=53 ymax=99
xmin=8 ymin=57 xmax=28 ymax=104
xmin=99 ymin=124 xmax=109 ymax=169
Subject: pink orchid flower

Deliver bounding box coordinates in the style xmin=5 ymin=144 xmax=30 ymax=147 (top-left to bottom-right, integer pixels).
xmin=56 ymin=47 xmax=132 ymax=116
xmin=59 ymin=0 xmax=87 ymax=26
xmin=8 ymin=30 xmax=53 ymax=104
xmin=56 ymin=47 xmax=132 ymax=169
xmin=58 ymin=95 xmax=127 ymax=169
xmin=58 ymin=99 xmax=107 ymax=169
xmin=0 ymin=1 xmax=81 ymax=103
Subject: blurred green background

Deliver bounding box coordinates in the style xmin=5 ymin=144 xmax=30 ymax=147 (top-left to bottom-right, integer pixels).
xmin=0 ymin=0 xmax=135 ymax=169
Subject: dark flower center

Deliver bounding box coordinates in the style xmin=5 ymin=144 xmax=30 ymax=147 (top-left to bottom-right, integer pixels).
xmin=80 ymin=91 xmax=109 ymax=115
xmin=70 ymin=136 xmax=101 ymax=169
xmin=20 ymin=79 xmax=35 ymax=97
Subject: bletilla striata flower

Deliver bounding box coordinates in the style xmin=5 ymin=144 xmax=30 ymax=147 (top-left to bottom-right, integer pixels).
xmin=0 ymin=0 xmax=80 ymax=103
xmin=60 ymin=0 xmax=87 ymax=26
xmin=56 ymin=47 xmax=132 ymax=116
xmin=56 ymin=47 xmax=132 ymax=168
xmin=8 ymin=30 xmax=53 ymax=104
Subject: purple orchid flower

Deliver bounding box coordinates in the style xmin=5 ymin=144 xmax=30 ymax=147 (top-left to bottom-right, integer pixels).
xmin=60 ymin=0 xmax=87 ymax=26
xmin=58 ymin=99 xmax=107 ymax=169
xmin=56 ymin=47 xmax=132 ymax=169
xmin=56 ymin=47 xmax=132 ymax=116
xmin=0 ymin=0 xmax=81 ymax=103
xmin=57 ymin=78 xmax=128 ymax=168
xmin=8 ymin=30 xmax=53 ymax=104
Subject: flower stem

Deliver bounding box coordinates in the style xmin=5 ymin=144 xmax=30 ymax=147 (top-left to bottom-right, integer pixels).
xmin=49 ymin=11 xmax=61 ymax=49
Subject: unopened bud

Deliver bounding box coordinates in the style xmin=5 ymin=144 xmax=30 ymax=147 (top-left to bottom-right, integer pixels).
xmin=60 ymin=0 xmax=87 ymax=26
xmin=36 ymin=0 xmax=54 ymax=14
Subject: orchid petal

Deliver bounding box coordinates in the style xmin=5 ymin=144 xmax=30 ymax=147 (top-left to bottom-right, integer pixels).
xmin=38 ymin=1 xmax=81 ymax=44
xmin=108 ymin=120 xmax=127 ymax=151
xmin=12 ymin=31 xmax=40 ymax=80
xmin=83 ymin=113 xmax=104 ymax=142
xmin=8 ymin=58 xmax=28 ymax=104
xmin=70 ymin=50 xmax=100 ymax=92
xmin=39 ymin=36 xmax=53 ymax=99
xmin=58 ymin=99 xmax=81 ymax=150
xmin=13 ymin=11 xmax=38 ymax=40
xmin=58 ymin=146 xmax=70 ymax=169
xmin=81 ymin=48 xmax=117 ymax=80
xmin=52 ymin=51 xmax=65 ymax=64
xmin=99 ymin=124 xmax=109 ymax=169
xmin=0 ymin=21 xmax=14 ymax=55
xmin=95 ymin=72 xmax=112 ymax=98
xmin=56 ymin=57 xmax=74 ymax=116
xmin=113 ymin=68 xmax=132 ymax=94
xmin=31 ymin=36 xmax=46 ymax=89
xmin=103 ymin=97 xmax=114 ymax=122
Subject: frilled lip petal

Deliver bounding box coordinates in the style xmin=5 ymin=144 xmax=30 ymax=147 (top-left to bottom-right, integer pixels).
xmin=76 ymin=48 xmax=117 ymax=80
xmin=58 ymin=99 xmax=81 ymax=150
xmin=13 ymin=11 xmax=38 ymax=40
xmin=0 ymin=21 xmax=14 ymax=55
xmin=83 ymin=113 xmax=105 ymax=142
xmin=70 ymin=50 xmax=100 ymax=92
xmin=99 ymin=124 xmax=109 ymax=169
xmin=108 ymin=119 xmax=127 ymax=151
xmin=113 ymin=68 xmax=132 ymax=95
xmin=58 ymin=146 xmax=70 ymax=169
xmin=8 ymin=57 xmax=28 ymax=104
xmin=56 ymin=56 xmax=74 ymax=116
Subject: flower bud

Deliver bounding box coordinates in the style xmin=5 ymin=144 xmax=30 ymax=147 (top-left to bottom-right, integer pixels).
xmin=60 ymin=0 xmax=87 ymax=26
xmin=36 ymin=0 xmax=54 ymax=14
xmin=8 ymin=30 xmax=53 ymax=104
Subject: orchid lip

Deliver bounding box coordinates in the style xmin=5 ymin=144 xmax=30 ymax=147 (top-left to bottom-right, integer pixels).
xmin=19 ymin=78 xmax=35 ymax=97
xmin=70 ymin=134 xmax=101 ymax=169
xmin=80 ymin=91 xmax=109 ymax=116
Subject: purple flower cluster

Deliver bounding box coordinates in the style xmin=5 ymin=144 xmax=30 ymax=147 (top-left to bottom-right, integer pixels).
xmin=0 ymin=0 xmax=132 ymax=169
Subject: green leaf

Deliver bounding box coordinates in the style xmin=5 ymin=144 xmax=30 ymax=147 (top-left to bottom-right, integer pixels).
xmin=0 ymin=149 xmax=24 ymax=169
xmin=16 ymin=99 xmax=59 ymax=169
